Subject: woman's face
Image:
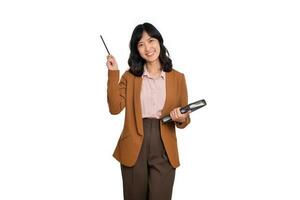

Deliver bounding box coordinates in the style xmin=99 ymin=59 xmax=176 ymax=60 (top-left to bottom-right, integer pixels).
xmin=137 ymin=31 xmax=161 ymax=63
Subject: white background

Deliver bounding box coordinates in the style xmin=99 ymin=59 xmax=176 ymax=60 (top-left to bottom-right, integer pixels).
xmin=1 ymin=0 xmax=300 ymax=199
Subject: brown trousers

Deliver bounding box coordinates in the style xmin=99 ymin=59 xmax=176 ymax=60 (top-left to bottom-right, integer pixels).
xmin=121 ymin=118 xmax=176 ymax=200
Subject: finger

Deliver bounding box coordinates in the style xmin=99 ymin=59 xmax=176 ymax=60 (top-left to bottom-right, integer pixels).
xmin=107 ymin=55 xmax=114 ymax=62
xmin=107 ymin=56 xmax=113 ymax=61
xmin=107 ymin=59 xmax=114 ymax=66
xmin=175 ymin=108 xmax=181 ymax=118
xmin=175 ymin=109 xmax=180 ymax=119
xmin=185 ymin=111 xmax=190 ymax=117
xmin=178 ymin=112 xmax=188 ymax=120
xmin=173 ymin=110 xmax=178 ymax=120
xmin=170 ymin=111 xmax=175 ymax=120
xmin=184 ymin=110 xmax=191 ymax=117
xmin=106 ymin=60 xmax=112 ymax=66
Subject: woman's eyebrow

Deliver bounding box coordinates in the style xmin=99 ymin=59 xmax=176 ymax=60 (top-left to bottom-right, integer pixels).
xmin=138 ymin=37 xmax=152 ymax=44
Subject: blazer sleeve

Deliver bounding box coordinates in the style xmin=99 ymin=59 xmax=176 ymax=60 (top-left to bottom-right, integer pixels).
xmin=175 ymin=73 xmax=191 ymax=129
xmin=107 ymin=70 xmax=126 ymax=115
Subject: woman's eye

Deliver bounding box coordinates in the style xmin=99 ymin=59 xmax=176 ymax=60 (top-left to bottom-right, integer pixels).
xmin=138 ymin=43 xmax=143 ymax=47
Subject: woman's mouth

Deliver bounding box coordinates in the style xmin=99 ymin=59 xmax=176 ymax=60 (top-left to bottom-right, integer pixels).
xmin=146 ymin=52 xmax=155 ymax=57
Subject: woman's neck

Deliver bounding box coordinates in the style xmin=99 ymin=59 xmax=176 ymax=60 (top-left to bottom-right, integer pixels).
xmin=146 ymin=60 xmax=162 ymax=76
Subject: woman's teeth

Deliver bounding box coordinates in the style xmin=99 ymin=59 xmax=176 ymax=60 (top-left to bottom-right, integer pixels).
xmin=146 ymin=52 xmax=154 ymax=56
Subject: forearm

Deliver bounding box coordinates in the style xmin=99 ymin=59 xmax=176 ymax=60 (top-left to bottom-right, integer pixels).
xmin=107 ymin=70 xmax=125 ymax=114
xmin=175 ymin=73 xmax=190 ymax=129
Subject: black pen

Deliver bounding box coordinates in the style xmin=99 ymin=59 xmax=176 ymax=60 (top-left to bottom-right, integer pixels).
xmin=100 ymin=35 xmax=111 ymax=55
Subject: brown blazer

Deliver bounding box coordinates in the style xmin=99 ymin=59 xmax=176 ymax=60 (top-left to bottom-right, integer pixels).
xmin=107 ymin=69 xmax=190 ymax=168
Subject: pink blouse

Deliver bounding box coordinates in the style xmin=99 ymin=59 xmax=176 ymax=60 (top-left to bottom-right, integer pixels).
xmin=140 ymin=66 xmax=166 ymax=119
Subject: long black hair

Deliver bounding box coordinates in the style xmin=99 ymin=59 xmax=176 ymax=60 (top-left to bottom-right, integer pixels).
xmin=128 ymin=22 xmax=173 ymax=76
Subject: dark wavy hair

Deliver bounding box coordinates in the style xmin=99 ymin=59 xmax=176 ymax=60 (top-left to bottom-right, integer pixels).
xmin=128 ymin=22 xmax=173 ymax=76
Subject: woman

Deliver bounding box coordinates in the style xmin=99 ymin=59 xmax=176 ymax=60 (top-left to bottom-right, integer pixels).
xmin=106 ymin=22 xmax=191 ymax=200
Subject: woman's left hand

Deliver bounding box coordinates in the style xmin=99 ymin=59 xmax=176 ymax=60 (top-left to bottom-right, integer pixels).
xmin=170 ymin=107 xmax=191 ymax=123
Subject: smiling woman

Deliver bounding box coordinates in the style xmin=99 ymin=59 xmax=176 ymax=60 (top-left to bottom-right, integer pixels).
xmin=106 ymin=22 xmax=191 ymax=200
xmin=128 ymin=23 xmax=173 ymax=77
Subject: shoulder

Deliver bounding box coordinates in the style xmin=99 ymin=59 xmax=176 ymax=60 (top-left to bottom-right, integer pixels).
xmin=168 ymin=68 xmax=186 ymax=79
xmin=121 ymin=70 xmax=134 ymax=79
xmin=120 ymin=70 xmax=140 ymax=83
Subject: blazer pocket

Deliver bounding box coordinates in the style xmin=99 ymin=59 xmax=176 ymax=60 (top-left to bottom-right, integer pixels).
xmin=168 ymin=123 xmax=177 ymax=140
xmin=120 ymin=130 xmax=130 ymax=140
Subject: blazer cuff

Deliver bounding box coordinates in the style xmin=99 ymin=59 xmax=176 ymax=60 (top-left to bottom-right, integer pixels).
xmin=108 ymin=70 xmax=119 ymax=81
xmin=175 ymin=116 xmax=190 ymax=129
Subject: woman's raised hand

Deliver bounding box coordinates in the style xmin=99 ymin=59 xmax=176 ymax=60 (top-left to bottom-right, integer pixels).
xmin=106 ymin=55 xmax=119 ymax=70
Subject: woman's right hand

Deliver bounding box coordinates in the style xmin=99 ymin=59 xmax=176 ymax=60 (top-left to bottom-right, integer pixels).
xmin=106 ymin=55 xmax=119 ymax=70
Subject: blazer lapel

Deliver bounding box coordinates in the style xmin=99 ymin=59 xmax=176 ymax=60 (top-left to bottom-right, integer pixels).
xmin=161 ymin=71 xmax=172 ymax=118
xmin=134 ymin=76 xmax=143 ymax=136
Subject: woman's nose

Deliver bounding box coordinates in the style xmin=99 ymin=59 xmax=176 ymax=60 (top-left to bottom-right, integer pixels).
xmin=144 ymin=43 xmax=151 ymax=51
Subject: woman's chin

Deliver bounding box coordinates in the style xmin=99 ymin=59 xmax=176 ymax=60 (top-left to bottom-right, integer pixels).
xmin=145 ymin=57 xmax=159 ymax=63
